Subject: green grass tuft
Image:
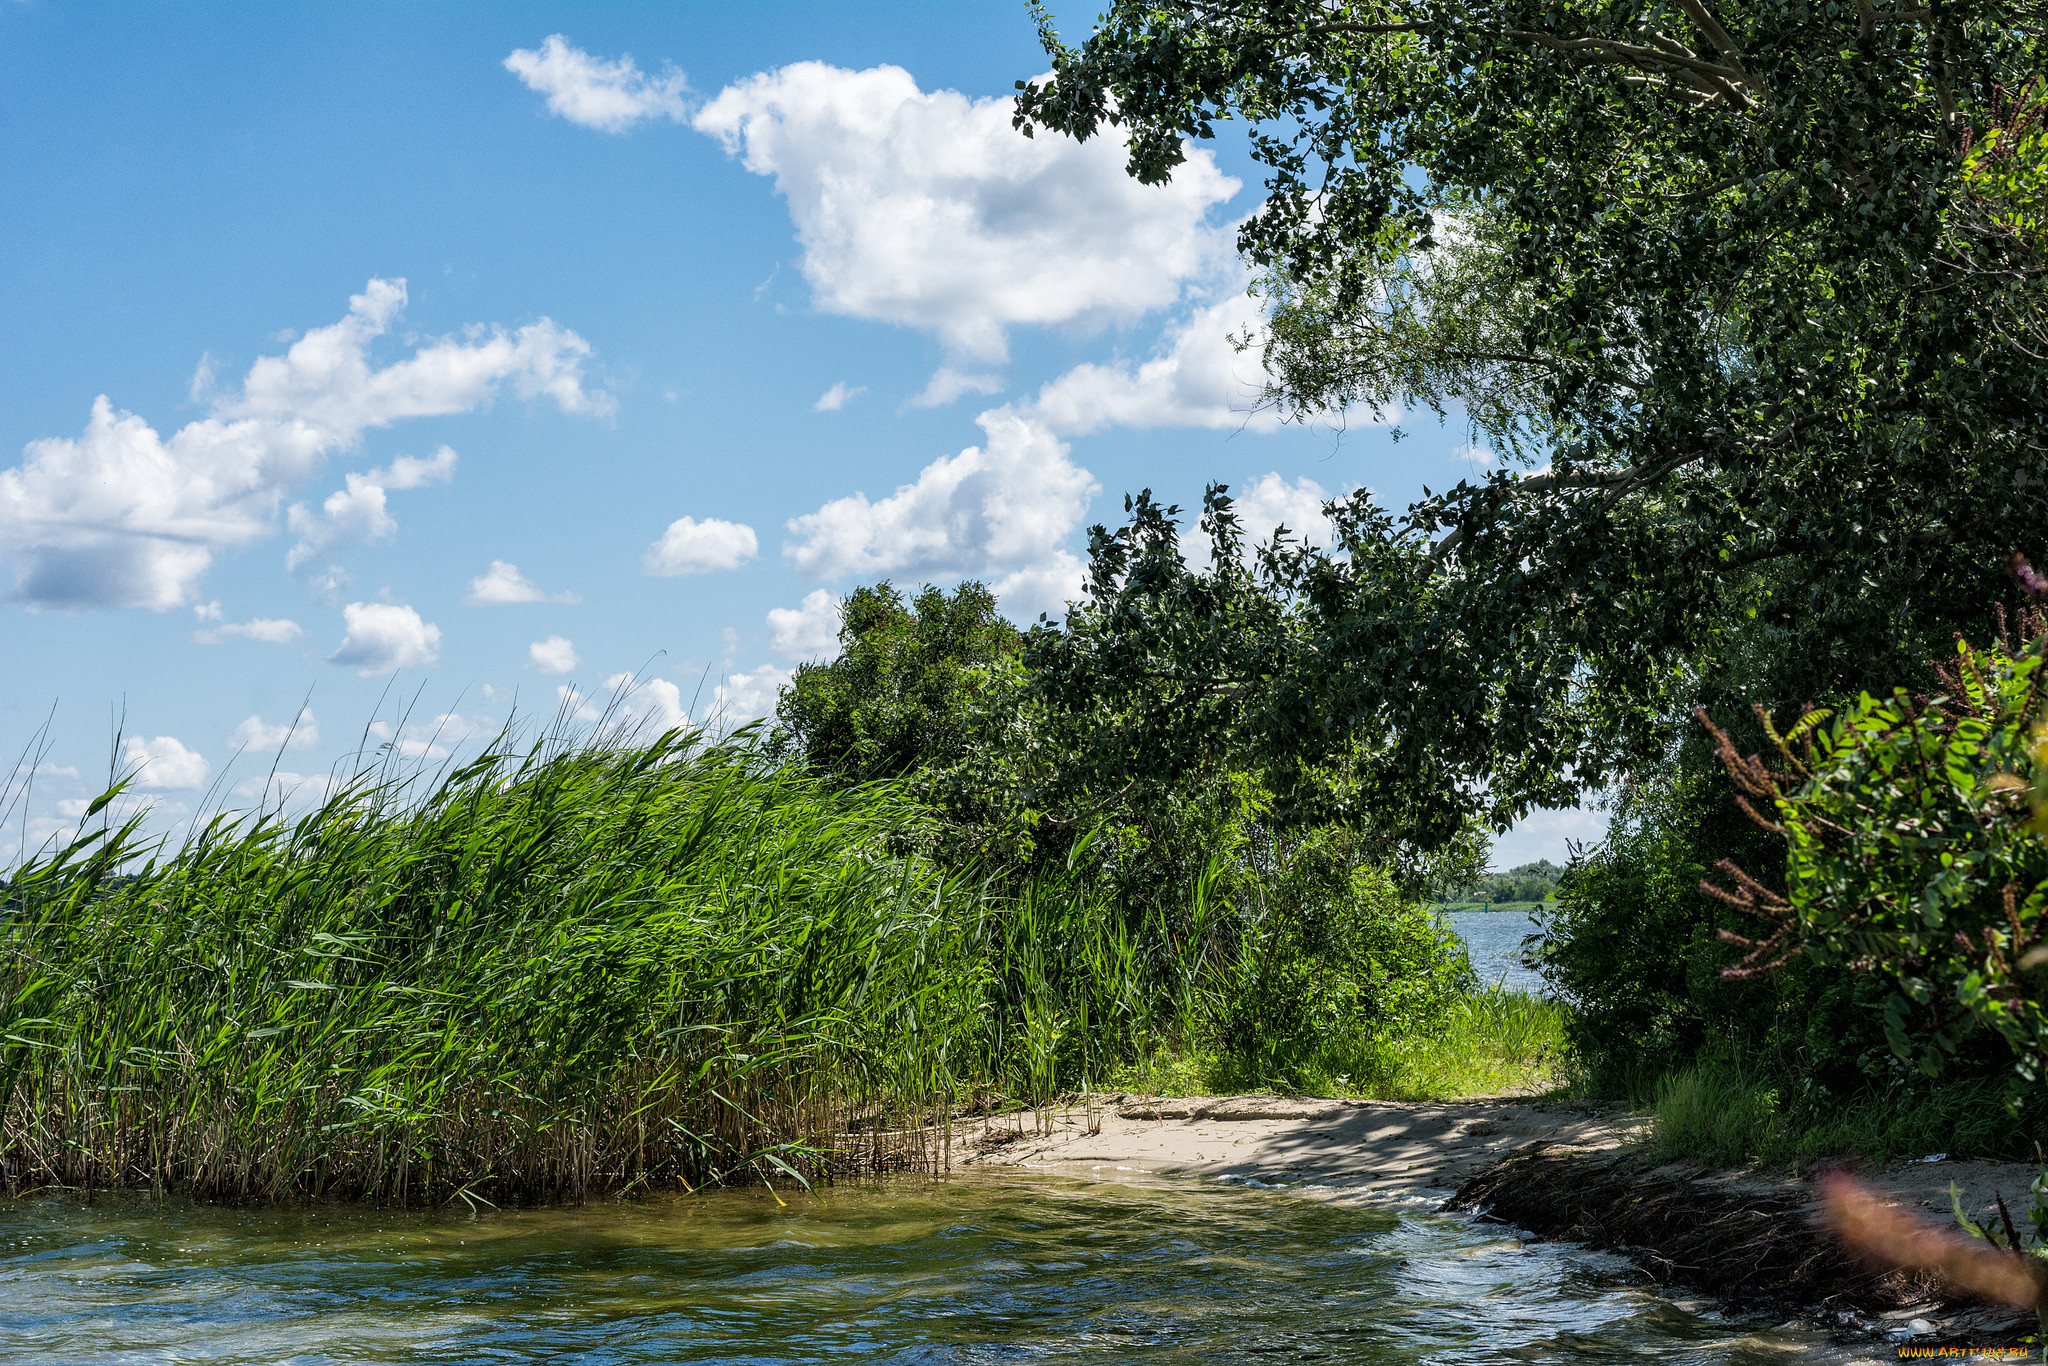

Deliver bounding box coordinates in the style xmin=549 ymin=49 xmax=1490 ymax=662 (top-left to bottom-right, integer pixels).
xmin=1107 ymin=984 xmax=1571 ymax=1102
xmin=1646 ymin=1063 xmax=2041 ymax=1168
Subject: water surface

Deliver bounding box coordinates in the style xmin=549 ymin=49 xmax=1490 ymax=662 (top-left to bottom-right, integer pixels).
xmin=1448 ymin=908 xmax=1547 ymax=994
xmin=1 ymin=1169 xmax=1873 ymax=1363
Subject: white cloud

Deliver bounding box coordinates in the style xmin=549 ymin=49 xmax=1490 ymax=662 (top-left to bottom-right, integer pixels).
xmin=528 ymin=634 xmax=580 ymax=676
xmin=711 ymin=663 xmax=791 ymax=726
xmin=767 ymin=589 xmax=841 ymax=658
xmin=366 ymin=712 xmax=495 ymax=762
xmin=465 ymin=559 xmax=580 ymax=605
xmin=328 ymin=602 xmax=441 ymax=675
xmin=285 ymin=445 xmax=456 ymax=571
xmin=1455 ymin=442 xmax=1496 ymax=467
xmin=1181 ymin=473 xmax=1336 ymax=566
xmin=1024 ymin=291 xmax=1285 ymax=436
xmin=693 ymin=62 xmax=1237 ymax=362
xmin=992 ymin=550 xmax=1088 ymax=620
xmin=231 ymin=770 xmax=342 ymax=810
xmin=230 ymin=707 xmax=319 ymax=753
xmin=0 ymin=281 xmax=608 ymax=611
xmin=784 ymin=408 xmax=1098 ymax=583
xmin=122 ymin=735 xmax=209 ymax=790
xmin=643 ymin=515 xmax=759 ymax=576
xmin=908 ymin=368 xmax=1004 ymax=410
xmin=558 ymin=672 xmax=693 ymax=735
xmin=190 ymin=601 xmax=304 ymax=644
xmin=56 ymin=793 xmax=184 ymax=825
xmin=505 ymin=35 xmax=689 ymax=134
xmin=605 ymin=671 xmax=690 ymax=732
xmin=813 ymin=381 xmax=865 ymax=412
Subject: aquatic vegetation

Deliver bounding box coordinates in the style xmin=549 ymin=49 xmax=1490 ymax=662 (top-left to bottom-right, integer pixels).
xmin=0 ymin=726 xmax=1479 ymax=1201
xmin=0 ymin=732 xmax=1154 ymax=1201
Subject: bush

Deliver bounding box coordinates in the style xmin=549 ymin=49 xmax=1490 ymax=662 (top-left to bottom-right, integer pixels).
xmin=1704 ymin=618 xmax=2048 ymax=1088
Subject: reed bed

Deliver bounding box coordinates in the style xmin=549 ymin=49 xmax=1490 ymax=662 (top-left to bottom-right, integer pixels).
xmin=0 ymin=731 xmax=1188 ymax=1204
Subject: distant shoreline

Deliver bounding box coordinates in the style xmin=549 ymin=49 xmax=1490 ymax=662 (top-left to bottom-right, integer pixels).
xmin=1432 ymin=901 xmax=1553 ymax=914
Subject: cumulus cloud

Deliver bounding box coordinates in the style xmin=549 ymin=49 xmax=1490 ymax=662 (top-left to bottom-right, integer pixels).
xmin=1023 ymin=291 xmax=1285 ymax=436
xmin=528 ymin=634 xmax=580 ymax=676
xmin=557 ymin=672 xmax=692 ymax=735
xmin=285 ymin=445 xmax=456 ymax=571
xmin=328 ymin=602 xmax=441 ymax=675
xmin=465 ymin=559 xmax=580 ymax=605
xmin=693 ymin=62 xmax=1237 ymax=362
xmin=56 ymin=793 xmax=184 ymax=826
xmin=813 ymin=381 xmax=865 ymax=412
xmin=190 ymin=601 xmax=304 ymax=644
xmin=1181 ymin=473 xmax=1337 ymax=566
xmin=992 ymin=550 xmax=1089 ymax=620
xmin=909 ymin=368 xmax=1004 ymax=410
xmin=0 ymin=279 xmax=609 ymax=611
xmin=230 ymin=707 xmax=320 ymax=753
xmin=784 ymin=408 xmax=1098 ymax=583
xmin=122 ymin=735 xmax=209 ymax=790
xmin=767 ymin=589 xmax=841 ymax=658
xmin=505 ymin=35 xmax=689 ymax=133
xmin=606 ymin=671 xmax=690 ymax=732
xmin=366 ymin=711 xmax=496 ymax=762
xmin=231 ymin=770 xmax=342 ymax=810
xmin=643 ymin=515 xmax=758 ymax=576
xmin=710 ymin=664 xmax=791 ymax=726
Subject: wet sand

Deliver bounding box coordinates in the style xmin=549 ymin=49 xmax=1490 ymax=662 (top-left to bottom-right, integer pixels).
xmin=964 ymin=1092 xmax=2046 ymax=1349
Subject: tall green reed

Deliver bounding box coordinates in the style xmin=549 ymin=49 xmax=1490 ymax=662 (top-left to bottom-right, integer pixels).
xmin=0 ymin=727 xmax=1237 ymax=1202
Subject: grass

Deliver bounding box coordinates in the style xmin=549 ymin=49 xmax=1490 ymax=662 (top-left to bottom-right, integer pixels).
xmin=0 ymin=729 xmax=1234 ymax=1203
xmin=1105 ymin=984 xmax=1573 ymax=1101
xmin=1645 ymin=1063 xmax=2044 ymax=1169
xmin=1433 ymin=899 xmax=1554 ymax=914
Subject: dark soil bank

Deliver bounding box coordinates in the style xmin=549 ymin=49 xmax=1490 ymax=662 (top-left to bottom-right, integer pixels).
xmin=1447 ymin=1144 xmax=2034 ymax=1350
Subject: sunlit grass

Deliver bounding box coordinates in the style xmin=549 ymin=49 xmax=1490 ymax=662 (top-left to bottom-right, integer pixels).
xmin=1646 ymin=1064 xmax=2039 ymax=1168
xmin=0 ymin=729 xmax=1228 ymax=1202
xmin=1105 ymin=984 xmax=1572 ymax=1101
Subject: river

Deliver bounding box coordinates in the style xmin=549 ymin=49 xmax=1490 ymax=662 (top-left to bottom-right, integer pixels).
xmin=1 ymin=1169 xmax=1874 ymax=1363
xmin=1447 ymin=909 xmax=1547 ymax=994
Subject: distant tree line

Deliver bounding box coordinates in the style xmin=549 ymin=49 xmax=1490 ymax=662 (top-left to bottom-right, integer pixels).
xmin=1443 ymin=861 xmax=1562 ymax=906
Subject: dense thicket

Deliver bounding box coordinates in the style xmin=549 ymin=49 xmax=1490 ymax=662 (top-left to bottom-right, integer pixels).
xmin=774 ymin=579 xmax=1478 ymax=1085
xmin=1016 ymin=0 xmax=2047 ymax=825
xmin=0 ymin=726 xmax=1470 ymax=1200
xmin=1012 ymin=0 xmax=2048 ymax=1110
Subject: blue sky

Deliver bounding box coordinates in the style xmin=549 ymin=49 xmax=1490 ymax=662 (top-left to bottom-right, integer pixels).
xmin=0 ymin=1 xmax=1602 ymax=868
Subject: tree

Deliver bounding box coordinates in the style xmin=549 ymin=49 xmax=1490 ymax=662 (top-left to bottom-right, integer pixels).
xmin=775 ymin=581 xmax=1022 ymax=788
xmin=1015 ymin=0 xmax=2048 ymax=829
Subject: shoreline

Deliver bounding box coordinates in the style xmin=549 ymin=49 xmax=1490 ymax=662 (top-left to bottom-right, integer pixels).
xmin=964 ymin=1092 xmax=2042 ymax=1350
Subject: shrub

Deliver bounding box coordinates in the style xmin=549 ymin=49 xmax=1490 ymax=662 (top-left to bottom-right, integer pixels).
xmin=1704 ymin=608 xmax=2048 ymax=1088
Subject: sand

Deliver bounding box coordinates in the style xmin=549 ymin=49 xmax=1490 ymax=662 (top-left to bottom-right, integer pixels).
xmin=961 ymin=1092 xmax=2048 ymax=1348
xmin=959 ymin=1091 xmax=2040 ymax=1219
xmin=955 ymin=1092 xmax=1640 ymax=1190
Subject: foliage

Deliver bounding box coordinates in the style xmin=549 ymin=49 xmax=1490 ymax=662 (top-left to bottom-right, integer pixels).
xmin=1343 ymin=983 xmax=1571 ymax=1100
xmin=1014 ymin=0 xmax=2048 ymax=833
xmin=1703 ymin=612 xmax=2048 ymax=1088
xmin=0 ymin=724 xmax=1481 ymax=1200
xmin=1533 ymin=772 xmax=1756 ymax=1092
xmin=774 ymin=581 xmax=1021 ymax=789
xmin=774 ymin=565 xmax=1484 ymax=1045
xmin=1021 ymin=487 xmax=1492 ymax=886
xmin=1649 ymin=1063 xmax=2039 ymax=1168
xmin=1451 ymin=860 xmax=1562 ymax=906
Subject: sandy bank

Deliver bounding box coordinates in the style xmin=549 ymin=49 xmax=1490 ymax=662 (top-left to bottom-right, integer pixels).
xmin=961 ymin=1092 xmax=2045 ymax=1348
xmin=955 ymin=1091 xmax=1640 ymax=1188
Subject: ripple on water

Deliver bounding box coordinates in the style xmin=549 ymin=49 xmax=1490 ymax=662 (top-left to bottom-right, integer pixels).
xmin=0 ymin=1171 xmax=1878 ymax=1364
